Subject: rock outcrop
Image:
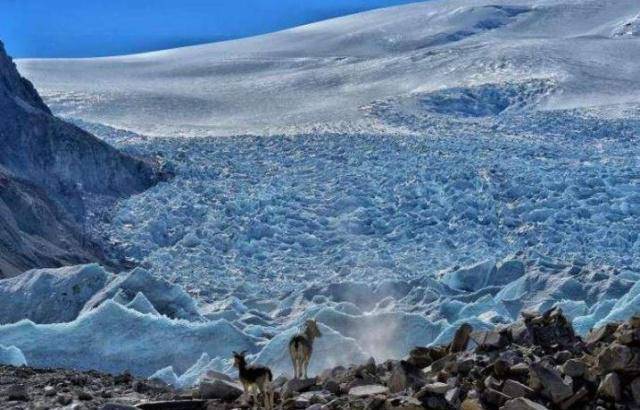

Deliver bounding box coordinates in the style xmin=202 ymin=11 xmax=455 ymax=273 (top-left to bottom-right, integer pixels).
xmin=0 ymin=40 xmax=159 ymax=277
xmin=3 ymin=312 xmax=640 ymax=409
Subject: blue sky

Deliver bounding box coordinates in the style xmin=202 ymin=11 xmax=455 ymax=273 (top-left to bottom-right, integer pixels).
xmin=1 ymin=0 xmax=421 ymax=58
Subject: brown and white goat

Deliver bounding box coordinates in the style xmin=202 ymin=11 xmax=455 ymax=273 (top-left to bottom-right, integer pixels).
xmin=289 ymin=319 xmax=322 ymax=379
xmin=232 ymin=351 xmax=274 ymax=410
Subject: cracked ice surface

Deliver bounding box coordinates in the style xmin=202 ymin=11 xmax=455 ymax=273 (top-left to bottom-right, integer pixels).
xmin=91 ymin=104 xmax=640 ymax=301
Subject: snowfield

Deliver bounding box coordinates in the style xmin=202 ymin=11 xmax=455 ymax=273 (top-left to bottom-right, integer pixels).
xmin=2 ymin=0 xmax=640 ymax=386
xmin=17 ymin=0 xmax=640 ymax=137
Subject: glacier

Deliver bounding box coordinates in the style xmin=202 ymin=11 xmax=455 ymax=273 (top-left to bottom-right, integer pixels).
xmin=0 ymin=255 xmax=638 ymax=386
xmin=1 ymin=0 xmax=640 ymax=389
xmin=0 ymin=345 xmax=26 ymax=367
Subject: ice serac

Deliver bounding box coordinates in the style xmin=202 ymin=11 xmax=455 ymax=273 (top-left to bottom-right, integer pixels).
xmin=0 ymin=40 xmax=158 ymax=277
xmin=0 ymin=300 xmax=257 ymax=377
xmin=0 ymin=344 xmax=26 ymax=366
xmin=0 ymin=264 xmax=111 ymax=325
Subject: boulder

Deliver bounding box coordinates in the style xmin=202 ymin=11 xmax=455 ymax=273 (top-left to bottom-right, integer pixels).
xmin=100 ymin=404 xmax=138 ymax=410
xmin=482 ymin=388 xmax=510 ymax=406
xmin=444 ymin=387 xmax=461 ymax=407
xmin=407 ymin=346 xmax=446 ymax=369
xmin=388 ymin=361 xmax=425 ymax=393
xmin=632 ymin=377 xmax=640 ymax=405
xmin=135 ymin=401 xmax=207 ymax=410
xmin=281 ymin=377 xmax=317 ymax=398
xmin=386 ymin=396 xmax=423 ymax=410
xmin=449 ymin=323 xmax=473 ymax=353
xmin=502 ymin=397 xmax=550 ymax=410
xmin=198 ymin=379 xmax=243 ymax=401
xmin=460 ymin=398 xmax=486 ymax=410
xmin=476 ymin=329 xmax=510 ymax=351
xmin=615 ymin=326 xmax=640 ymax=346
xmin=561 ymin=359 xmax=586 ymax=378
xmin=420 ymin=382 xmax=449 ymax=395
xmin=348 ymin=384 xmax=389 ymax=398
xmin=597 ymin=372 xmax=622 ymax=401
xmin=3 ymin=383 xmax=28 ymax=401
xmin=509 ymin=363 xmax=529 ymax=377
xmin=502 ymin=379 xmax=533 ymax=398
xmin=596 ymin=343 xmax=632 ymax=373
xmin=559 ymin=386 xmax=588 ymax=410
xmin=527 ymin=308 xmax=576 ymax=349
xmin=529 ymin=363 xmax=573 ymax=404
xmin=585 ymin=323 xmax=619 ymax=346
xmin=322 ymin=378 xmax=341 ymax=395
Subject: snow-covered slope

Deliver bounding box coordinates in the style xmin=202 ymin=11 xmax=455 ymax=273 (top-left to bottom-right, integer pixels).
xmin=16 ymin=0 xmax=640 ymax=136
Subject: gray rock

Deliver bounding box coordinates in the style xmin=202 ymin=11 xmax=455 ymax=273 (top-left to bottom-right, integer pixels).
xmin=78 ymin=390 xmax=93 ymax=401
xmin=460 ymin=398 xmax=486 ymax=410
xmin=386 ymin=396 xmax=423 ymax=410
xmin=43 ymin=385 xmax=56 ymax=397
xmin=529 ymin=363 xmax=573 ymax=404
xmin=509 ymin=363 xmax=530 ymax=376
xmin=596 ymin=343 xmax=632 ymax=373
xmin=449 ymin=323 xmax=473 ymax=353
xmin=631 ymin=377 xmax=640 ymax=405
xmin=444 ymin=387 xmax=461 ymax=407
xmin=502 ymin=397 xmax=550 ymax=410
xmin=281 ymin=377 xmax=317 ymax=398
xmin=560 ymin=386 xmax=589 ymax=410
xmin=420 ymin=382 xmax=449 ymax=395
xmin=585 ymin=323 xmax=619 ymax=346
xmin=476 ymin=329 xmax=510 ymax=350
xmin=482 ymin=388 xmax=510 ymax=406
xmin=199 ymin=370 xmax=232 ymax=383
xmin=348 ymin=384 xmax=389 ymax=397
xmin=388 ymin=361 xmax=425 ymax=393
xmin=4 ymin=383 xmax=28 ymax=401
xmin=502 ymin=379 xmax=534 ymax=398
xmin=0 ymin=40 xmax=159 ymax=279
xmin=57 ymin=393 xmax=73 ymax=405
xmin=322 ymin=379 xmax=341 ymax=395
xmin=597 ymin=372 xmax=622 ymax=401
xmin=198 ymin=379 xmax=243 ymax=401
xmin=561 ymin=359 xmax=586 ymax=378
xmin=135 ymin=400 xmax=207 ymax=410
xmin=527 ymin=308 xmax=576 ymax=349
xmin=100 ymin=405 xmax=138 ymax=410
xmin=407 ymin=346 xmax=446 ymax=369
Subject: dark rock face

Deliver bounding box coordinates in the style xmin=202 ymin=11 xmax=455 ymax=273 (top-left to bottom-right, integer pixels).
xmin=0 ymin=172 xmax=101 ymax=277
xmin=0 ymin=40 xmax=158 ymax=277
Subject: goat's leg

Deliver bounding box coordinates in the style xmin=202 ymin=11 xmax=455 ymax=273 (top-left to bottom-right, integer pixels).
xmin=261 ymin=384 xmax=272 ymax=410
xmin=298 ymin=358 xmax=304 ymax=380
xmin=303 ymin=357 xmax=309 ymax=379
xmin=296 ymin=358 xmax=301 ymax=379
xmin=269 ymin=385 xmax=275 ymax=410
xmin=290 ymin=352 xmax=298 ymax=379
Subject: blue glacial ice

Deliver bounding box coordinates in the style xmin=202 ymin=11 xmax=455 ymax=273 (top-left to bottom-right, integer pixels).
xmin=0 ymin=345 xmax=26 ymax=367
xmin=0 ymin=254 xmax=638 ymax=387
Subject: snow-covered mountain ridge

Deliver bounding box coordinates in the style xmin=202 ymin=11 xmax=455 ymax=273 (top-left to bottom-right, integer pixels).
xmin=16 ymin=0 xmax=640 ymax=136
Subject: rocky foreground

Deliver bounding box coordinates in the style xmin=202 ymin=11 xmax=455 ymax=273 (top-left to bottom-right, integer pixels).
xmin=2 ymin=309 xmax=640 ymax=409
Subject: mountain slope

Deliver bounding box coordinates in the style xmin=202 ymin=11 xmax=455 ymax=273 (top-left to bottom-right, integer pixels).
xmin=16 ymin=0 xmax=640 ymax=136
xmin=0 ymin=41 xmax=159 ymax=277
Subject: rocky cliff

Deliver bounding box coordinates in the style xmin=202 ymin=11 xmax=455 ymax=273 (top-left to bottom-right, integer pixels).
xmin=0 ymin=40 xmax=158 ymax=277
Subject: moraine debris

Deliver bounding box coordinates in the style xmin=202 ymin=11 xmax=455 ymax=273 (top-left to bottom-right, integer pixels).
xmin=2 ymin=311 xmax=640 ymax=409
